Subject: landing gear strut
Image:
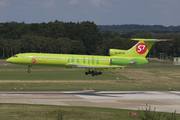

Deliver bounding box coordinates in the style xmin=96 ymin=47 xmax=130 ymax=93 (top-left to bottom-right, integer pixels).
xmin=85 ymin=69 xmax=102 ymax=76
xmin=27 ymin=66 xmax=31 ymax=73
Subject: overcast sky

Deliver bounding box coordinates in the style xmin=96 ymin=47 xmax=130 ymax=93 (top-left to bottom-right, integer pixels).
xmin=0 ymin=0 xmax=179 ymax=26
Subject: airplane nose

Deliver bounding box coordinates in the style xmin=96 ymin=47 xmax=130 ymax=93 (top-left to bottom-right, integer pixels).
xmin=6 ymin=58 xmax=12 ymax=63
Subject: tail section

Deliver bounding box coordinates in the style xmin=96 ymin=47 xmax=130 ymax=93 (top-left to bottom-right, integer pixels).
xmin=109 ymin=38 xmax=173 ymax=58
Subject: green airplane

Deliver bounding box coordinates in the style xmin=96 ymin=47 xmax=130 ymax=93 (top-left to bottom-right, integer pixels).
xmin=6 ymin=38 xmax=172 ymax=76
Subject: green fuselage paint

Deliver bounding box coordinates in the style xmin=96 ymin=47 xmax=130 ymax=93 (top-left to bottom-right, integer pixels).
xmin=6 ymin=39 xmax=172 ymax=74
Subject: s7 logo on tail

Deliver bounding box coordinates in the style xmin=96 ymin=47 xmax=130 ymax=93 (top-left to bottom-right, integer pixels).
xmin=136 ymin=43 xmax=147 ymax=54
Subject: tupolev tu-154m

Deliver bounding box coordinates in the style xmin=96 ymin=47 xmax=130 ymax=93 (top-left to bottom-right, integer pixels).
xmin=6 ymin=38 xmax=172 ymax=76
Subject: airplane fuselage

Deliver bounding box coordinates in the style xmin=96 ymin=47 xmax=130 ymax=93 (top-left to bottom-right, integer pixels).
xmin=6 ymin=39 xmax=172 ymax=76
xmin=6 ymin=53 xmax=134 ymax=68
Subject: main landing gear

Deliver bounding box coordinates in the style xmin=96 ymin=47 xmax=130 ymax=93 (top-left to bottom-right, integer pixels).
xmin=85 ymin=69 xmax=102 ymax=76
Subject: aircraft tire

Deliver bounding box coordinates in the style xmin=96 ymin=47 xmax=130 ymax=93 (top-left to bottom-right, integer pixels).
xmin=98 ymin=72 xmax=102 ymax=75
xmin=92 ymin=73 xmax=95 ymax=76
xmin=85 ymin=72 xmax=89 ymax=75
xmin=27 ymin=70 xmax=31 ymax=73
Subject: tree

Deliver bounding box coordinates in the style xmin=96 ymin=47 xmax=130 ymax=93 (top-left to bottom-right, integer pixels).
xmin=55 ymin=37 xmax=71 ymax=54
xmin=102 ymin=30 xmax=113 ymax=40
xmin=70 ymin=40 xmax=85 ymax=54
xmin=0 ymin=38 xmax=9 ymax=58
xmin=8 ymin=39 xmax=21 ymax=56
xmin=131 ymin=29 xmax=152 ymax=39
xmin=79 ymin=21 xmax=103 ymax=54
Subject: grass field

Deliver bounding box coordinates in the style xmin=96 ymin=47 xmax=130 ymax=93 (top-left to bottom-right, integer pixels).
xmin=1 ymin=59 xmax=180 ymax=91
xmin=0 ymin=103 xmax=179 ymax=120
xmin=0 ymin=59 xmax=180 ymax=119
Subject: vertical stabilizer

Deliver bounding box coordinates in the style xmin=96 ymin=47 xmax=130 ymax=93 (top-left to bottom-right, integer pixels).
xmin=128 ymin=39 xmax=172 ymax=58
xmin=109 ymin=38 xmax=173 ymax=58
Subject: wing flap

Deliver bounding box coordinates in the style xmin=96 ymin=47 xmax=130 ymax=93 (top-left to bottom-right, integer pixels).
xmin=67 ymin=63 xmax=78 ymax=66
xmin=66 ymin=63 xmax=124 ymax=69
xmin=77 ymin=65 xmax=123 ymax=68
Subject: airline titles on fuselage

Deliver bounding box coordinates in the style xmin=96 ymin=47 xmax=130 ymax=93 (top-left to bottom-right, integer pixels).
xmin=29 ymin=56 xmax=110 ymax=65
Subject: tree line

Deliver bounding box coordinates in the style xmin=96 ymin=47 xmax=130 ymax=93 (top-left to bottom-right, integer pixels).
xmin=0 ymin=21 xmax=180 ymax=58
xmin=0 ymin=21 xmax=102 ymax=58
xmin=98 ymin=24 xmax=180 ymax=33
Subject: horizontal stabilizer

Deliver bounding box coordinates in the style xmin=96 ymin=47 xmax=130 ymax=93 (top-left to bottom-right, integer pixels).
xmin=131 ymin=38 xmax=173 ymax=42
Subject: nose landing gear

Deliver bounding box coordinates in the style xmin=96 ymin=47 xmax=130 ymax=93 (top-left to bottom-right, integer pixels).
xmin=85 ymin=69 xmax=102 ymax=76
xmin=27 ymin=66 xmax=31 ymax=73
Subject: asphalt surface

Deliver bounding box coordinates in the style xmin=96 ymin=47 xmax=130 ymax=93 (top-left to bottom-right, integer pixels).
xmin=0 ymin=91 xmax=180 ymax=113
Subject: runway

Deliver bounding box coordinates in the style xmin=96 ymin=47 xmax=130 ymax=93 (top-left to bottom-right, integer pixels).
xmin=0 ymin=91 xmax=180 ymax=113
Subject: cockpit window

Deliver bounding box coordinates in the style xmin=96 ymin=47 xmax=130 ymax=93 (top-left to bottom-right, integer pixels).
xmin=13 ymin=55 xmax=18 ymax=57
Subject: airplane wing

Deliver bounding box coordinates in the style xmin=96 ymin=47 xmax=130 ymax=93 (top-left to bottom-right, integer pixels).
xmin=66 ymin=63 xmax=124 ymax=69
xmin=77 ymin=65 xmax=122 ymax=68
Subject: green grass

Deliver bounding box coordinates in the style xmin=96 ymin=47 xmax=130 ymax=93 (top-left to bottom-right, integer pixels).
xmin=1 ymin=59 xmax=180 ymax=90
xmin=0 ymin=69 xmax=118 ymax=80
xmin=0 ymin=103 xmax=179 ymax=120
xmin=1 ymin=59 xmax=180 ymax=119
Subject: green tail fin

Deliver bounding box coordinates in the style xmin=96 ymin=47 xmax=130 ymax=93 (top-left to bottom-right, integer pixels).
xmin=109 ymin=38 xmax=173 ymax=58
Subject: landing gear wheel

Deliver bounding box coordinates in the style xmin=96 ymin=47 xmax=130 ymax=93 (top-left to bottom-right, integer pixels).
xmin=85 ymin=72 xmax=89 ymax=75
xmin=85 ymin=68 xmax=103 ymax=76
xmin=98 ymin=72 xmax=102 ymax=75
xmin=92 ymin=73 xmax=95 ymax=76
